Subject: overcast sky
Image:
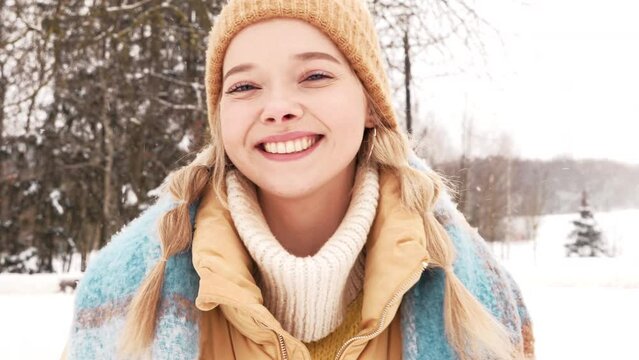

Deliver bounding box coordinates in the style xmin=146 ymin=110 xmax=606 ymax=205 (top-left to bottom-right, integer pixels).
xmin=413 ymin=0 xmax=639 ymax=165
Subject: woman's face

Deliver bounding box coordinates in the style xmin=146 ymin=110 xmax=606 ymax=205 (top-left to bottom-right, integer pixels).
xmin=220 ymin=18 xmax=372 ymax=199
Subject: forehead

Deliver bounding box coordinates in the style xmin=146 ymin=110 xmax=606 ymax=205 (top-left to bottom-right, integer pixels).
xmin=222 ymin=18 xmax=348 ymax=70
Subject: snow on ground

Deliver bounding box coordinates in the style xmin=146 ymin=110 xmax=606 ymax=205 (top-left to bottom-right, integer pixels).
xmin=0 ymin=292 xmax=74 ymax=359
xmin=516 ymin=285 xmax=639 ymax=360
xmin=0 ymin=209 xmax=638 ymax=359
xmin=495 ymin=208 xmax=639 ymax=360
xmin=0 ymin=272 xmax=83 ymax=294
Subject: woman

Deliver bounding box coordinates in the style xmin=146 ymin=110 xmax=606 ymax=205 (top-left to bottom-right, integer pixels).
xmin=65 ymin=0 xmax=534 ymax=359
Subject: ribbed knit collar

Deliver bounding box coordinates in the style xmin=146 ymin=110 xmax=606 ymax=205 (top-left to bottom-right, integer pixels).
xmin=225 ymin=165 xmax=380 ymax=342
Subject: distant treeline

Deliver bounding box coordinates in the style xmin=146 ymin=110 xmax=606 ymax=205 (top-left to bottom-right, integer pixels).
xmin=435 ymin=156 xmax=639 ymax=221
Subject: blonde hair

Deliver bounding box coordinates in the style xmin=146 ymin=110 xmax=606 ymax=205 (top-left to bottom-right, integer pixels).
xmin=119 ymin=91 xmax=522 ymax=359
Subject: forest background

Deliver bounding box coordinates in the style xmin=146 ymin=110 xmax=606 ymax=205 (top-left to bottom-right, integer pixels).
xmin=1 ymin=0 xmax=638 ymax=273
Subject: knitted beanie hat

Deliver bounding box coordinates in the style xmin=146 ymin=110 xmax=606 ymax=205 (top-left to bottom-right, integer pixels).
xmin=204 ymin=0 xmax=398 ymax=136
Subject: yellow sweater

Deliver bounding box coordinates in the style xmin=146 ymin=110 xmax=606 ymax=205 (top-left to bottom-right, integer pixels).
xmin=304 ymin=292 xmax=363 ymax=359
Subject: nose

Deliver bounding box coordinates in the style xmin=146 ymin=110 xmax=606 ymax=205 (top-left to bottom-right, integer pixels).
xmin=260 ymin=96 xmax=303 ymax=125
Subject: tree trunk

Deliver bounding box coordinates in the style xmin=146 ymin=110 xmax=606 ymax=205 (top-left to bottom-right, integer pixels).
xmin=457 ymin=154 xmax=469 ymax=215
xmin=100 ymin=88 xmax=114 ymax=249
xmin=458 ymin=98 xmax=473 ymax=217
xmin=0 ymin=0 xmax=6 ymax=226
xmin=403 ymin=24 xmax=412 ymax=135
xmin=80 ymin=244 xmax=88 ymax=272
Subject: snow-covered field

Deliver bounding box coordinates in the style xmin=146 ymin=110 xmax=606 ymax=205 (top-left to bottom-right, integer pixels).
xmin=497 ymin=209 xmax=639 ymax=360
xmin=0 ymin=291 xmax=74 ymax=359
xmin=1 ymin=209 xmax=638 ymax=359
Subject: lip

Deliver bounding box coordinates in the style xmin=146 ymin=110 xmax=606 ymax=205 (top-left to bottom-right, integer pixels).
xmin=255 ymin=131 xmax=322 ymax=147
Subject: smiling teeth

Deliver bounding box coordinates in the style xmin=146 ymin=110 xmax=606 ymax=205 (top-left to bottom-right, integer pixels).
xmin=263 ymin=136 xmax=317 ymax=154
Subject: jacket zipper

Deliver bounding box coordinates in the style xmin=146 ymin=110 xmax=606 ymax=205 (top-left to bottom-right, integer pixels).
xmin=277 ymin=333 xmax=289 ymax=360
xmin=257 ymin=320 xmax=289 ymax=360
xmin=333 ymin=260 xmax=429 ymax=360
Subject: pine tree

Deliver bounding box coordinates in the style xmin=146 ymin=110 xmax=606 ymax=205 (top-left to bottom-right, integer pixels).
xmin=565 ymin=190 xmax=606 ymax=257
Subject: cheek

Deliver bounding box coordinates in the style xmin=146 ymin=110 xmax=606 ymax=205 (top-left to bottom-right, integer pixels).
xmin=219 ymin=105 xmax=251 ymax=152
xmin=316 ymin=89 xmax=367 ymax=131
xmin=331 ymin=87 xmax=368 ymax=154
xmin=325 ymin=109 xmax=366 ymax=139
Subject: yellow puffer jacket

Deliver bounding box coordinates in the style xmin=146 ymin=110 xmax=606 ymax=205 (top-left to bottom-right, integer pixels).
xmin=193 ymin=168 xmax=429 ymax=359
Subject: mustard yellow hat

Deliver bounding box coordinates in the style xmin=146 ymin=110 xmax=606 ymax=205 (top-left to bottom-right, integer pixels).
xmin=204 ymin=0 xmax=398 ymax=135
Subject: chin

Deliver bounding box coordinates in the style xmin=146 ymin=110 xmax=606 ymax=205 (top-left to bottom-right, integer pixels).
xmin=255 ymin=177 xmax=323 ymax=199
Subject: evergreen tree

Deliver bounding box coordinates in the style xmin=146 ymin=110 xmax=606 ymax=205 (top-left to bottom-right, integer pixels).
xmin=565 ymin=190 xmax=606 ymax=257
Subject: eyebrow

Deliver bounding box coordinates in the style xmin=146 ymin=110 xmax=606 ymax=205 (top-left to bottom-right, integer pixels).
xmin=222 ymin=51 xmax=342 ymax=83
xmin=293 ymin=51 xmax=341 ymax=64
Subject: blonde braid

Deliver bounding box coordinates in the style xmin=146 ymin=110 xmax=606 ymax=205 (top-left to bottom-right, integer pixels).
xmin=119 ymin=146 xmax=215 ymax=357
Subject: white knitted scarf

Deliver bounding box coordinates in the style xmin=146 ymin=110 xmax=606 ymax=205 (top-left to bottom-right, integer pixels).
xmin=225 ymin=165 xmax=380 ymax=342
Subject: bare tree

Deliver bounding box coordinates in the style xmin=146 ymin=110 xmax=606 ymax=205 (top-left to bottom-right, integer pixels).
xmin=368 ymin=0 xmax=498 ymax=135
xmin=454 ymin=131 xmax=517 ymax=247
xmin=413 ymin=113 xmax=457 ymax=164
xmin=0 ymin=0 xmax=5 ymax=141
xmin=402 ymin=18 xmax=413 ymax=134
xmin=457 ymin=98 xmax=474 ymax=215
xmin=522 ymin=168 xmax=548 ymax=263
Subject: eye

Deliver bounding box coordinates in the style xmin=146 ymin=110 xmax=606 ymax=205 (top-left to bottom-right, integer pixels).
xmin=304 ymin=71 xmax=332 ymax=82
xmin=226 ymin=82 xmax=259 ymax=94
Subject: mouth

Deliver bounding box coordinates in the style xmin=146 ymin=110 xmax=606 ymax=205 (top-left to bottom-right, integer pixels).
xmin=257 ymin=134 xmax=323 ymax=154
xmin=255 ymin=134 xmax=324 ymax=161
